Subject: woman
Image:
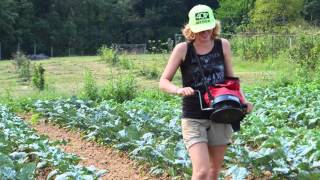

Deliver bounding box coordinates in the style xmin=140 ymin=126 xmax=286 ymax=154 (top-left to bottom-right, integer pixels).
xmin=159 ymin=4 xmax=253 ymax=180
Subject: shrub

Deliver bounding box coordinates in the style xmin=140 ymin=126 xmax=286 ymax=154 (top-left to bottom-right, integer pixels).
xmin=147 ymin=40 xmax=169 ymax=54
xmin=289 ymin=35 xmax=320 ymax=71
xmin=231 ymin=34 xmax=290 ymax=61
xmin=136 ymin=89 xmax=175 ymax=102
xmin=97 ymin=45 xmax=119 ymax=64
xmin=13 ymin=52 xmax=31 ymax=81
xmin=100 ymin=75 xmax=137 ymax=103
xmin=80 ymin=70 xmax=99 ymax=101
xmin=119 ymin=56 xmax=134 ymax=69
xmin=32 ymin=63 xmax=45 ymax=90
xmin=139 ymin=65 xmax=159 ymax=79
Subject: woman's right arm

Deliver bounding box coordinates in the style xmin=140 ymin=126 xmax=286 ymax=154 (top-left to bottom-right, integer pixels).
xmin=159 ymin=42 xmax=194 ymax=96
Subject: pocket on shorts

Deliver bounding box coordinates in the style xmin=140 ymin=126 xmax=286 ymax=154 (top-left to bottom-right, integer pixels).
xmin=224 ymin=124 xmax=233 ymax=139
xmin=181 ymin=119 xmax=201 ymax=140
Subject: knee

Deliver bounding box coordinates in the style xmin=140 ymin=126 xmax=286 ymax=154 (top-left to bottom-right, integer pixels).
xmin=209 ymin=167 xmax=220 ymax=180
xmin=193 ymin=167 xmax=211 ymax=180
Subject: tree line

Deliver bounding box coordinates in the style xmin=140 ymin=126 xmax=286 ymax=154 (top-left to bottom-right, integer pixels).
xmin=0 ymin=0 xmax=319 ymax=58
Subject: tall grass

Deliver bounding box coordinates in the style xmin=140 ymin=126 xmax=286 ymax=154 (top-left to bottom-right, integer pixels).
xmin=80 ymin=70 xmax=99 ymax=101
xmin=100 ymin=74 xmax=137 ymax=103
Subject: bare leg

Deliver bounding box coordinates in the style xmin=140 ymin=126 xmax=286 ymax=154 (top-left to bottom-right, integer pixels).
xmin=188 ymin=142 xmax=212 ymax=180
xmin=208 ymin=145 xmax=228 ymax=180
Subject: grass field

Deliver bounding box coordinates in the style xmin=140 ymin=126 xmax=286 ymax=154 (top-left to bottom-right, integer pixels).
xmin=0 ymin=54 xmax=280 ymax=98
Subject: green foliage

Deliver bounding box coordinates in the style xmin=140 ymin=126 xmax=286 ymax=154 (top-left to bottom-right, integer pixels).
xmin=288 ymin=34 xmax=320 ymax=74
xmin=13 ymin=52 xmax=31 ymax=82
xmin=119 ymin=56 xmax=134 ymax=69
xmin=81 ymin=70 xmax=99 ymax=101
xmin=33 ymin=96 xmax=185 ymax=178
xmin=139 ymin=65 xmax=160 ymax=79
xmin=100 ymin=74 xmax=137 ymax=103
xmin=147 ymin=40 xmax=169 ymax=54
xmin=32 ymin=63 xmax=45 ymax=91
xmin=1 ymin=0 xmax=320 ymax=58
xmin=231 ymin=34 xmax=291 ymax=60
xmin=225 ymin=83 xmax=320 ymax=178
xmin=98 ymin=45 xmax=119 ymax=64
xmin=135 ymin=89 xmax=175 ymax=102
xmin=0 ymin=96 xmax=34 ymax=113
xmin=249 ymin=0 xmax=304 ymax=32
xmin=303 ymin=0 xmax=320 ymax=24
xmin=230 ymin=33 xmax=320 ymax=67
xmin=216 ymin=0 xmax=255 ymax=32
xmin=33 ymin=81 xmax=320 ymax=179
xmin=0 ymin=105 xmax=106 ymax=179
xmin=30 ymin=113 xmax=40 ymax=125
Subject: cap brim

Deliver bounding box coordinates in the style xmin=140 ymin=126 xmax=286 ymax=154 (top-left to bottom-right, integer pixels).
xmin=190 ymin=23 xmax=216 ymax=33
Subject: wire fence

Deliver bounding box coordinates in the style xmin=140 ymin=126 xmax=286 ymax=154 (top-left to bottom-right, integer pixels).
xmin=225 ymin=33 xmax=320 ymax=61
xmin=0 ymin=42 xmax=147 ymax=60
xmin=0 ymin=43 xmax=85 ymax=60
xmin=114 ymin=44 xmax=147 ymax=54
xmin=174 ymin=33 xmax=320 ymax=61
xmin=1 ymin=33 xmax=319 ymax=61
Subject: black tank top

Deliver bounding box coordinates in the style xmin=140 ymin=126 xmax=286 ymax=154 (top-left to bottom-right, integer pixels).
xmin=180 ymin=38 xmax=225 ymax=119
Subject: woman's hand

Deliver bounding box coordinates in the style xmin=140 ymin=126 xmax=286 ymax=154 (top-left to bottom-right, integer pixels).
xmin=244 ymin=102 xmax=254 ymax=113
xmin=176 ymin=87 xmax=195 ymax=96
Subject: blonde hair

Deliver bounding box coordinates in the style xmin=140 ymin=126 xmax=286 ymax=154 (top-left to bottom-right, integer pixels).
xmin=182 ymin=20 xmax=221 ymax=41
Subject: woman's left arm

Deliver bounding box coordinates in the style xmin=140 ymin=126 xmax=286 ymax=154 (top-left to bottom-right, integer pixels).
xmin=221 ymin=38 xmax=253 ymax=113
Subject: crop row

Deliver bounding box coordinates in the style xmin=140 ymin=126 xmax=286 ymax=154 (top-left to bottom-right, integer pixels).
xmin=0 ymin=105 xmax=105 ymax=180
xmin=34 ymin=97 xmax=190 ymax=178
xmin=33 ymin=82 xmax=320 ymax=179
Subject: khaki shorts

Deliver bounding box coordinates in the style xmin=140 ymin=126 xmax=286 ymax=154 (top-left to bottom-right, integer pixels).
xmin=181 ymin=118 xmax=233 ymax=149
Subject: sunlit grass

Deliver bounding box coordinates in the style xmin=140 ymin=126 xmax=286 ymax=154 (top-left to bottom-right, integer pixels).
xmin=0 ymin=54 xmax=283 ymax=98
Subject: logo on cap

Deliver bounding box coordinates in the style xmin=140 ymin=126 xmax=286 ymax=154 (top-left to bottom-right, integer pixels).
xmin=195 ymin=12 xmax=210 ymax=24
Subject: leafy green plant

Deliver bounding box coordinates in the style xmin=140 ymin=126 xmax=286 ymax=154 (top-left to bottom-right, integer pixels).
xmin=33 ymin=81 xmax=320 ymax=179
xmin=119 ymin=56 xmax=134 ymax=69
xmin=100 ymin=74 xmax=137 ymax=103
xmin=32 ymin=63 xmax=45 ymax=90
xmin=30 ymin=113 xmax=40 ymax=125
xmin=147 ymin=40 xmax=169 ymax=54
xmin=13 ymin=52 xmax=31 ymax=81
xmin=97 ymin=45 xmax=119 ymax=64
xmin=139 ymin=65 xmax=159 ymax=79
xmin=289 ymin=34 xmax=320 ymax=72
xmin=231 ymin=35 xmax=290 ymax=61
xmin=0 ymin=105 xmax=106 ymax=179
xmin=80 ymin=70 xmax=99 ymax=101
xmin=135 ymin=89 xmax=174 ymax=102
xmin=33 ymin=96 xmax=186 ymax=178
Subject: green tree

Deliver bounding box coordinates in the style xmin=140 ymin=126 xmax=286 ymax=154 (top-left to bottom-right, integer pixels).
xmin=0 ymin=0 xmax=18 ymax=58
xmin=303 ymin=0 xmax=320 ymax=24
xmin=32 ymin=63 xmax=45 ymax=90
xmin=14 ymin=0 xmax=35 ymax=53
xmin=216 ymin=0 xmax=255 ymax=33
xmin=249 ymin=0 xmax=304 ymax=32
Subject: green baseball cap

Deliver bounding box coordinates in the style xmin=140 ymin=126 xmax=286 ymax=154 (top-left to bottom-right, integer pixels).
xmin=188 ymin=4 xmax=216 ymax=33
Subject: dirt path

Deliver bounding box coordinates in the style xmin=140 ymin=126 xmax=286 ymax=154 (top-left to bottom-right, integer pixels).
xmin=21 ymin=115 xmax=168 ymax=180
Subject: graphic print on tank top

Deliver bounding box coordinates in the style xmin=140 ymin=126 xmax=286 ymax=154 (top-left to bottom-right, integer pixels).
xmin=191 ymin=48 xmax=225 ymax=89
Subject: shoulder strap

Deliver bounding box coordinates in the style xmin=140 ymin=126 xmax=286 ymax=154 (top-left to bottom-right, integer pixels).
xmin=215 ymin=38 xmax=227 ymax=77
xmin=184 ymin=41 xmax=193 ymax=62
xmin=215 ymin=38 xmax=224 ymax=57
xmin=190 ymin=44 xmax=214 ymax=100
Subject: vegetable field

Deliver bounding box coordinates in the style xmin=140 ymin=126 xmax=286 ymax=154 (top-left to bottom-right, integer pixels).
xmin=0 ymin=52 xmax=319 ymax=179
xmin=0 ymin=105 xmax=105 ymax=179
xmin=23 ymin=82 xmax=320 ymax=179
xmin=1 ymin=0 xmax=320 ymax=179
